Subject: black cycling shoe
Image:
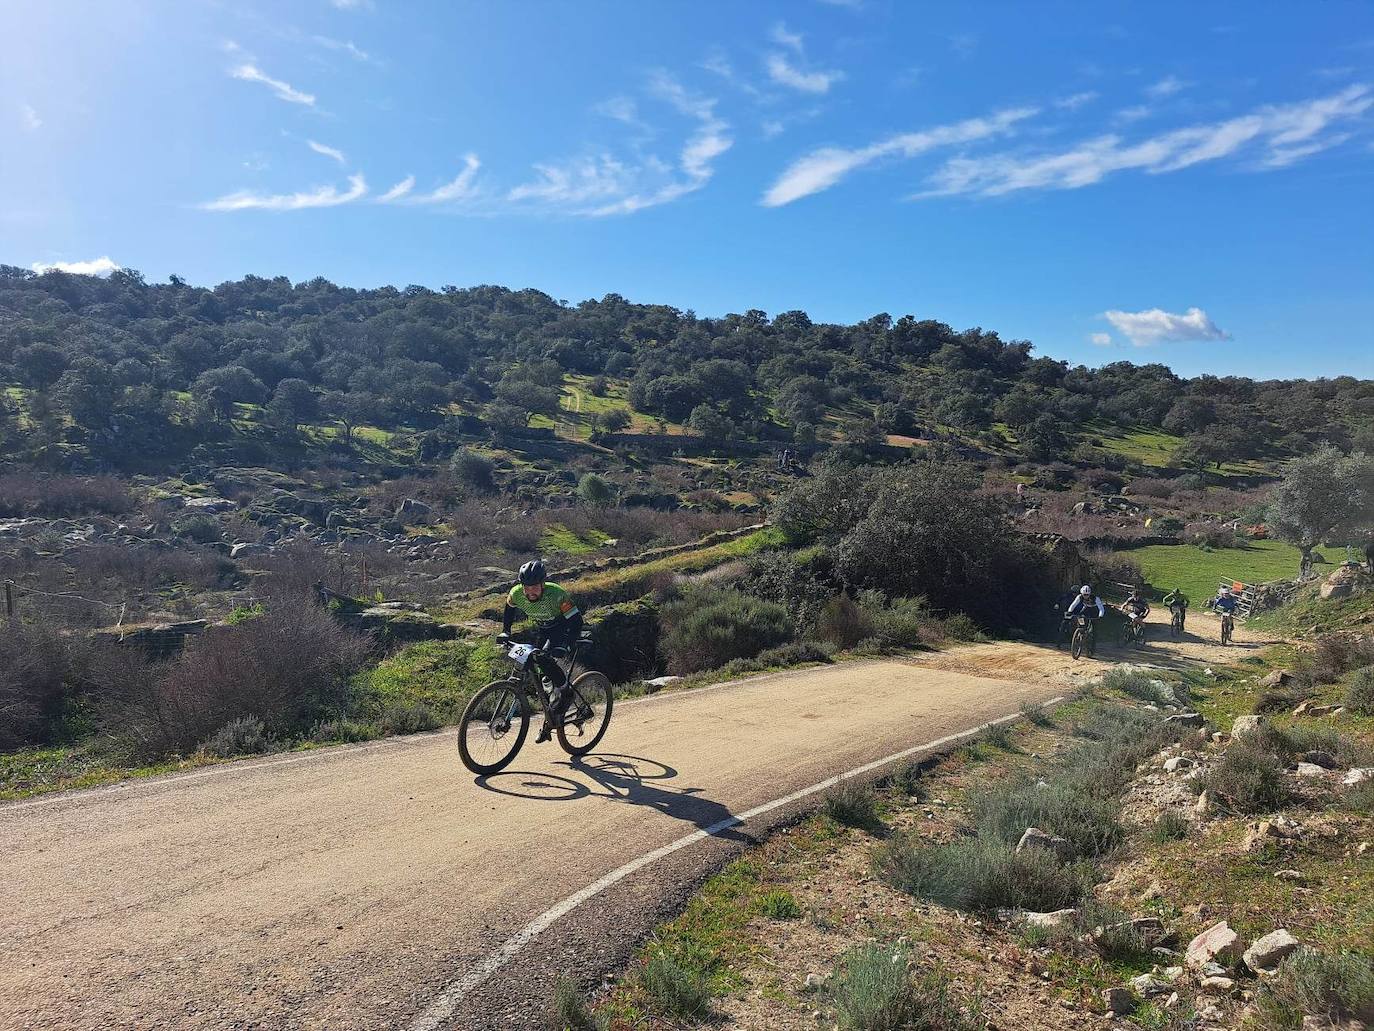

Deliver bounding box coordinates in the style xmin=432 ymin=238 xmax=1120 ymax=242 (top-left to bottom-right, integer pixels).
xmin=535 ymin=684 xmax=572 ymax=744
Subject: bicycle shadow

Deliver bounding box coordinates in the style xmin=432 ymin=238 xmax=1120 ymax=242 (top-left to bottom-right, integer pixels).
xmin=475 ymin=753 xmax=750 ymax=842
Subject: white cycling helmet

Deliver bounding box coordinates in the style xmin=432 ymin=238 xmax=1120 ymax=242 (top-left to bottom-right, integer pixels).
xmin=1079 ymin=585 xmax=1093 ymax=596
xmin=1220 ymin=585 xmax=1232 ymax=595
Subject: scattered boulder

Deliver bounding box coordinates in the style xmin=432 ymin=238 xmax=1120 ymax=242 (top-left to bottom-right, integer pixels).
xmin=1186 ymin=921 xmax=1241 ymax=969
xmin=1164 ymin=756 xmax=1196 ymax=774
xmin=1016 ymin=826 xmax=1075 ymax=863
xmin=1243 ymin=929 xmax=1300 ymax=973
xmin=643 ymin=675 xmax=683 ymax=691
xmin=1303 ymin=750 xmax=1340 ymax=770
xmin=1022 ymin=909 xmax=1077 ymax=931
xmin=1200 ymin=975 xmax=1236 ymax=993
xmin=352 ymin=605 xmax=457 ymax=643
xmin=1319 ymin=565 xmax=1364 ymax=601
xmin=1231 ymin=715 xmax=1265 ymax=741
xmin=1101 ymin=987 xmax=1136 ymax=1016
xmin=1259 ymin=669 xmax=1294 ymax=689
xmin=395 ymin=498 xmax=433 ymax=523
xmin=1164 ymin=712 xmax=1206 ymax=729
xmin=1344 ymin=768 xmax=1374 ymax=788
xmin=183 ymin=496 xmax=235 ymax=513
xmin=1130 ymin=973 xmax=1171 ymax=997
xmin=1296 ymin=762 xmax=1329 ymax=779
xmin=230 ymin=542 xmax=270 ymax=562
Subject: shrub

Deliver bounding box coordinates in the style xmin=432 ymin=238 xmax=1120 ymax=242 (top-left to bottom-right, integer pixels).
xmin=449 ymin=448 xmax=496 ymax=493
xmin=0 ymin=622 xmax=85 ymax=750
xmin=173 ymin=515 xmax=223 ymax=543
xmin=1020 ymin=701 xmax=1053 ymax=727
xmin=757 ymin=889 xmax=802 ymax=920
xmin=1253 ymin=950 xmax=1374 ymax=1031
xmin=826 ymin=944 xmax=974 ymax=1031
xmin=817 ymin=594 xmax=875 ymax=649
xmin=1078 ymin=898 xmax=1153 ymax=963
xmin=970 ymin=780 xmax=1122 ymax=859
xmin=550 ymin=979 xmax=606 ymax=1031
xmin=659 ymin=585 xmax=794 ymax=674
xmin=0 ymin=472 xmax=135 ymax=517
xmin=1344 ymin=779 xmax=1374 ymax=814
xmin=378 ymin=700 xmax=441 ymax=736
xmin=201 ymin=716 xmax=273 ymax=757
xmin=1197 ymin=742 xmax=1288 ymax=814
xmin=825 ymin=781 xmax=882 ymax=831
xmin=1346 ymin=665 xmax=1374 ymax=715
xmin=1147 ymin=810 xmax=1192 ymax=844
xmin=309 ymin=718 xmax=377 ymax=744
xmin=1308 ymin=635 xmax=1374 ymax=686
xmin=873 ymin=835 xmax=1091 ymax=914
xmin=577 ymin=473 xmax=614 ymax=507
xmin=980 ymin=722 xmax=1015 ymax=751
xmin=859 ymin=592 xmax=940 ymax=650
xmin=742 ymin=547 xmax=840 ymax=632
xmin=103 ymin=604 xmax=369 ymax=758
xmin=639 ymin=939 xmax=715 ymax=1020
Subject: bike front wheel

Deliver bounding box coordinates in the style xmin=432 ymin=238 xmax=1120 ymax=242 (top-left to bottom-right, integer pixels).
xmin=557 ymin=671 xmax=614 ymax=757
xmin=1221 ymin=619 xmax=1233 ymax=646
xmin=1071 ymin=628 xmax=1086 ymax=660
xmin=458 ymin=680 xmax=531 ymax=775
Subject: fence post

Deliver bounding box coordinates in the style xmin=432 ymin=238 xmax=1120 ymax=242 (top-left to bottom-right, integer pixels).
xmin=4 ymin=581 xmax=14 ymax=624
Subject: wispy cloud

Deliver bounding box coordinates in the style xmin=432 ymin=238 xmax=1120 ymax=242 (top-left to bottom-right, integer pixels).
xmin=201 ymin=174 xmax=367 ymax=211
xmin=771 ymin=22 xmax=804 ymax=53
xmin=767 ymin=54 xmax=843 ymax=94
xmin=1055 ymin=91 xmax=1099 ymax=111
xmin=1145 ymin=75 xmax=1190 ymax=98
xmin=31 ymin=256 xmax=121 ymax=276
xmin=313 ymin=36 xmax=373 ymax=63
xmin=230 ymin=63 xmax=316 ymax=106
xmin=20 ymin=104 xmax=42 ymax=130
xmin=380 ymin=156 xmax=482 ymax=205
xmin=378 ymin=176 xmax=415 ymax=202
xmin=764 ymin=26 xmax=842 ymax=94
xmin=1102 ymin=307 xmax=1230 ymax=346
xmin=1089 ymin=332 xmax=1113 ymax=347
xmin=919 ymin=85 xmax=1372 ymax=198
xmin=308 ymin=140 xmax=347 ymax=165
xmin=762 ymin=106 xmax=1038 ymax=207
xmin=329 ymin=0 xmax=374 ymax=10
xmin=1115 ymin=104 xmax=1152 ymax=123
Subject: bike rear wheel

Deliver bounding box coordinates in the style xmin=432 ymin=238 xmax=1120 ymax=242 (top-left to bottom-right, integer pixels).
xmin=458 ymin=680 xmax=530 ymax=775
xmin=557 ymin=671 xmax=614 ymax=757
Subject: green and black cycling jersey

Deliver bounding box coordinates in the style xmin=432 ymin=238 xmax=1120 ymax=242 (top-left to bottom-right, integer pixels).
xmin=502 ymin=581 xmax=580 ymax=633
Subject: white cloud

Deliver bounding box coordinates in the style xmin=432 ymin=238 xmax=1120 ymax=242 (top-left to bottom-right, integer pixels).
xmin=1145 ymin=75 xmax=1189 ymax=99
xmin=230 ymin=64 xmax=316 ymax=107
xmin=201 ymin=174 xmax=367 ymax=211
xmin=20 ymin=104 xmax=42 ymax=130
xmin=1089 ymin=332 xmax=1113 ymax=347
xmin=1115 ymin=104 xmax=1152 ymax=123
xmin=381 ymin=156 xmax=482 ymax=205
xmin=378 ymin=175 xmax=415 ymax=202
xmin=771 ymin=22 xmax=805 ymax=53
xmin=330 ymin=0 xmax=374 ymax=9
xmin=313 ymin=36 xmax=373 ymax=63
xmin=761 ymin=106 xmax=1038 ymax=206
xmin=766 ymin=52 xmax=843 ymax=94
xmin=308 ymin=140 xmax=347 ymax=164
xmin=509 ymin=156 xmax=635 ymax=205
xmin=919 ymin=85 xmax=1371 ymax=198
xmin=31 ymin=256 xmax=121 ymax=276
xmin=1102 ymin=306 xmax=1230 ymax=346
xmin=1055 ymin=92 xmax=1098 ymax=111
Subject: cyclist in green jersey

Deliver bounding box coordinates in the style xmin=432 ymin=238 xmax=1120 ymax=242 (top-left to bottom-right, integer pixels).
xmin=500 ymin=559 xmax=583 ymax=742
xmin=1162 ymin=587 xmax=1189 ymax=631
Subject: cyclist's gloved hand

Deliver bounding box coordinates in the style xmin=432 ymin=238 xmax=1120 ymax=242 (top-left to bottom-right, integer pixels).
xmin=496 ymin=631 xmax=511 ymax=643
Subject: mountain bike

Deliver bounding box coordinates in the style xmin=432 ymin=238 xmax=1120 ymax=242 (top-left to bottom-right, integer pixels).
xmin=1219 ymin=612 xmax=1234 ymax=646
xmin=1119 ymin=615 xmax=1146 ymax=649
xmin=1070 ymin=615 xmax=1097 ymax=660
xmin=1169 ymin=606 xmax=1185 ymax=638
xmin=457 ymin=631 xmax=613 ymax=775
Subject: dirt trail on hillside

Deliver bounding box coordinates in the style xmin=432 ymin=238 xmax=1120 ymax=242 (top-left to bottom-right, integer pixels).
xmin=0 ymin=619 xmax=1278 ymax=1030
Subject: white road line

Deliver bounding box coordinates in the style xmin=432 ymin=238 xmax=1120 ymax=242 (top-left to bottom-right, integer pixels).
xmin=407 ymin=697 xmax=1064 ymax=1031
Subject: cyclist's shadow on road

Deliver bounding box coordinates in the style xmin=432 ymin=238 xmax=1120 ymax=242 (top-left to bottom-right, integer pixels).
xmin=475 ymin=753 xmax=750 ymax=842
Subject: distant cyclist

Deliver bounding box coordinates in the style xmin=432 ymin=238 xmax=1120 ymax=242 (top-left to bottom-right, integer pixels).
xmin=1065 ymin=584 xmax=1106 ymax=620
xmin=1162 ymin=587 xmax=1190 ymax=631
xmin=1121 ymin=588 xmax=1151 ymax=626
xmin=1207 ymin=584 xmax=1241 ymax=618
xmin=500 ymin=560 xmax=583 ymax=742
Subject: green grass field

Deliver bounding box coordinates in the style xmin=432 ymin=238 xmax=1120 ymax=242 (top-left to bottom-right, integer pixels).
xmin=1128 ymin=539 xmax=1348 ymax=601
xmin=1087 ymin=422 xmax=1270 ymax=476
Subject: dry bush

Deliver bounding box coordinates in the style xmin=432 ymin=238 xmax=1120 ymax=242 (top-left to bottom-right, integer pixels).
xmin=0 ymin=472 xmax=136 ymax=518
xmin=103 ymin=604 xmax=369 ymax=758
xmin=368 ymin=472 xmax=463 ymax=519
xmin=0 ymin=622 xmax=88 ymax=749
xmin=1123 ymin=477 xmax=1176 ymax=499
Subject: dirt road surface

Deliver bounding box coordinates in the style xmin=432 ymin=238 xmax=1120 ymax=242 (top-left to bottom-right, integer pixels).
xmin=0 ymin=620 xmax=1266 ymax=1030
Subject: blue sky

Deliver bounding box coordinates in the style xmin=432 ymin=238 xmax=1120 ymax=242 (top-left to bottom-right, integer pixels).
xmin=3 ymin=1 xmax=1373 ymax=379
